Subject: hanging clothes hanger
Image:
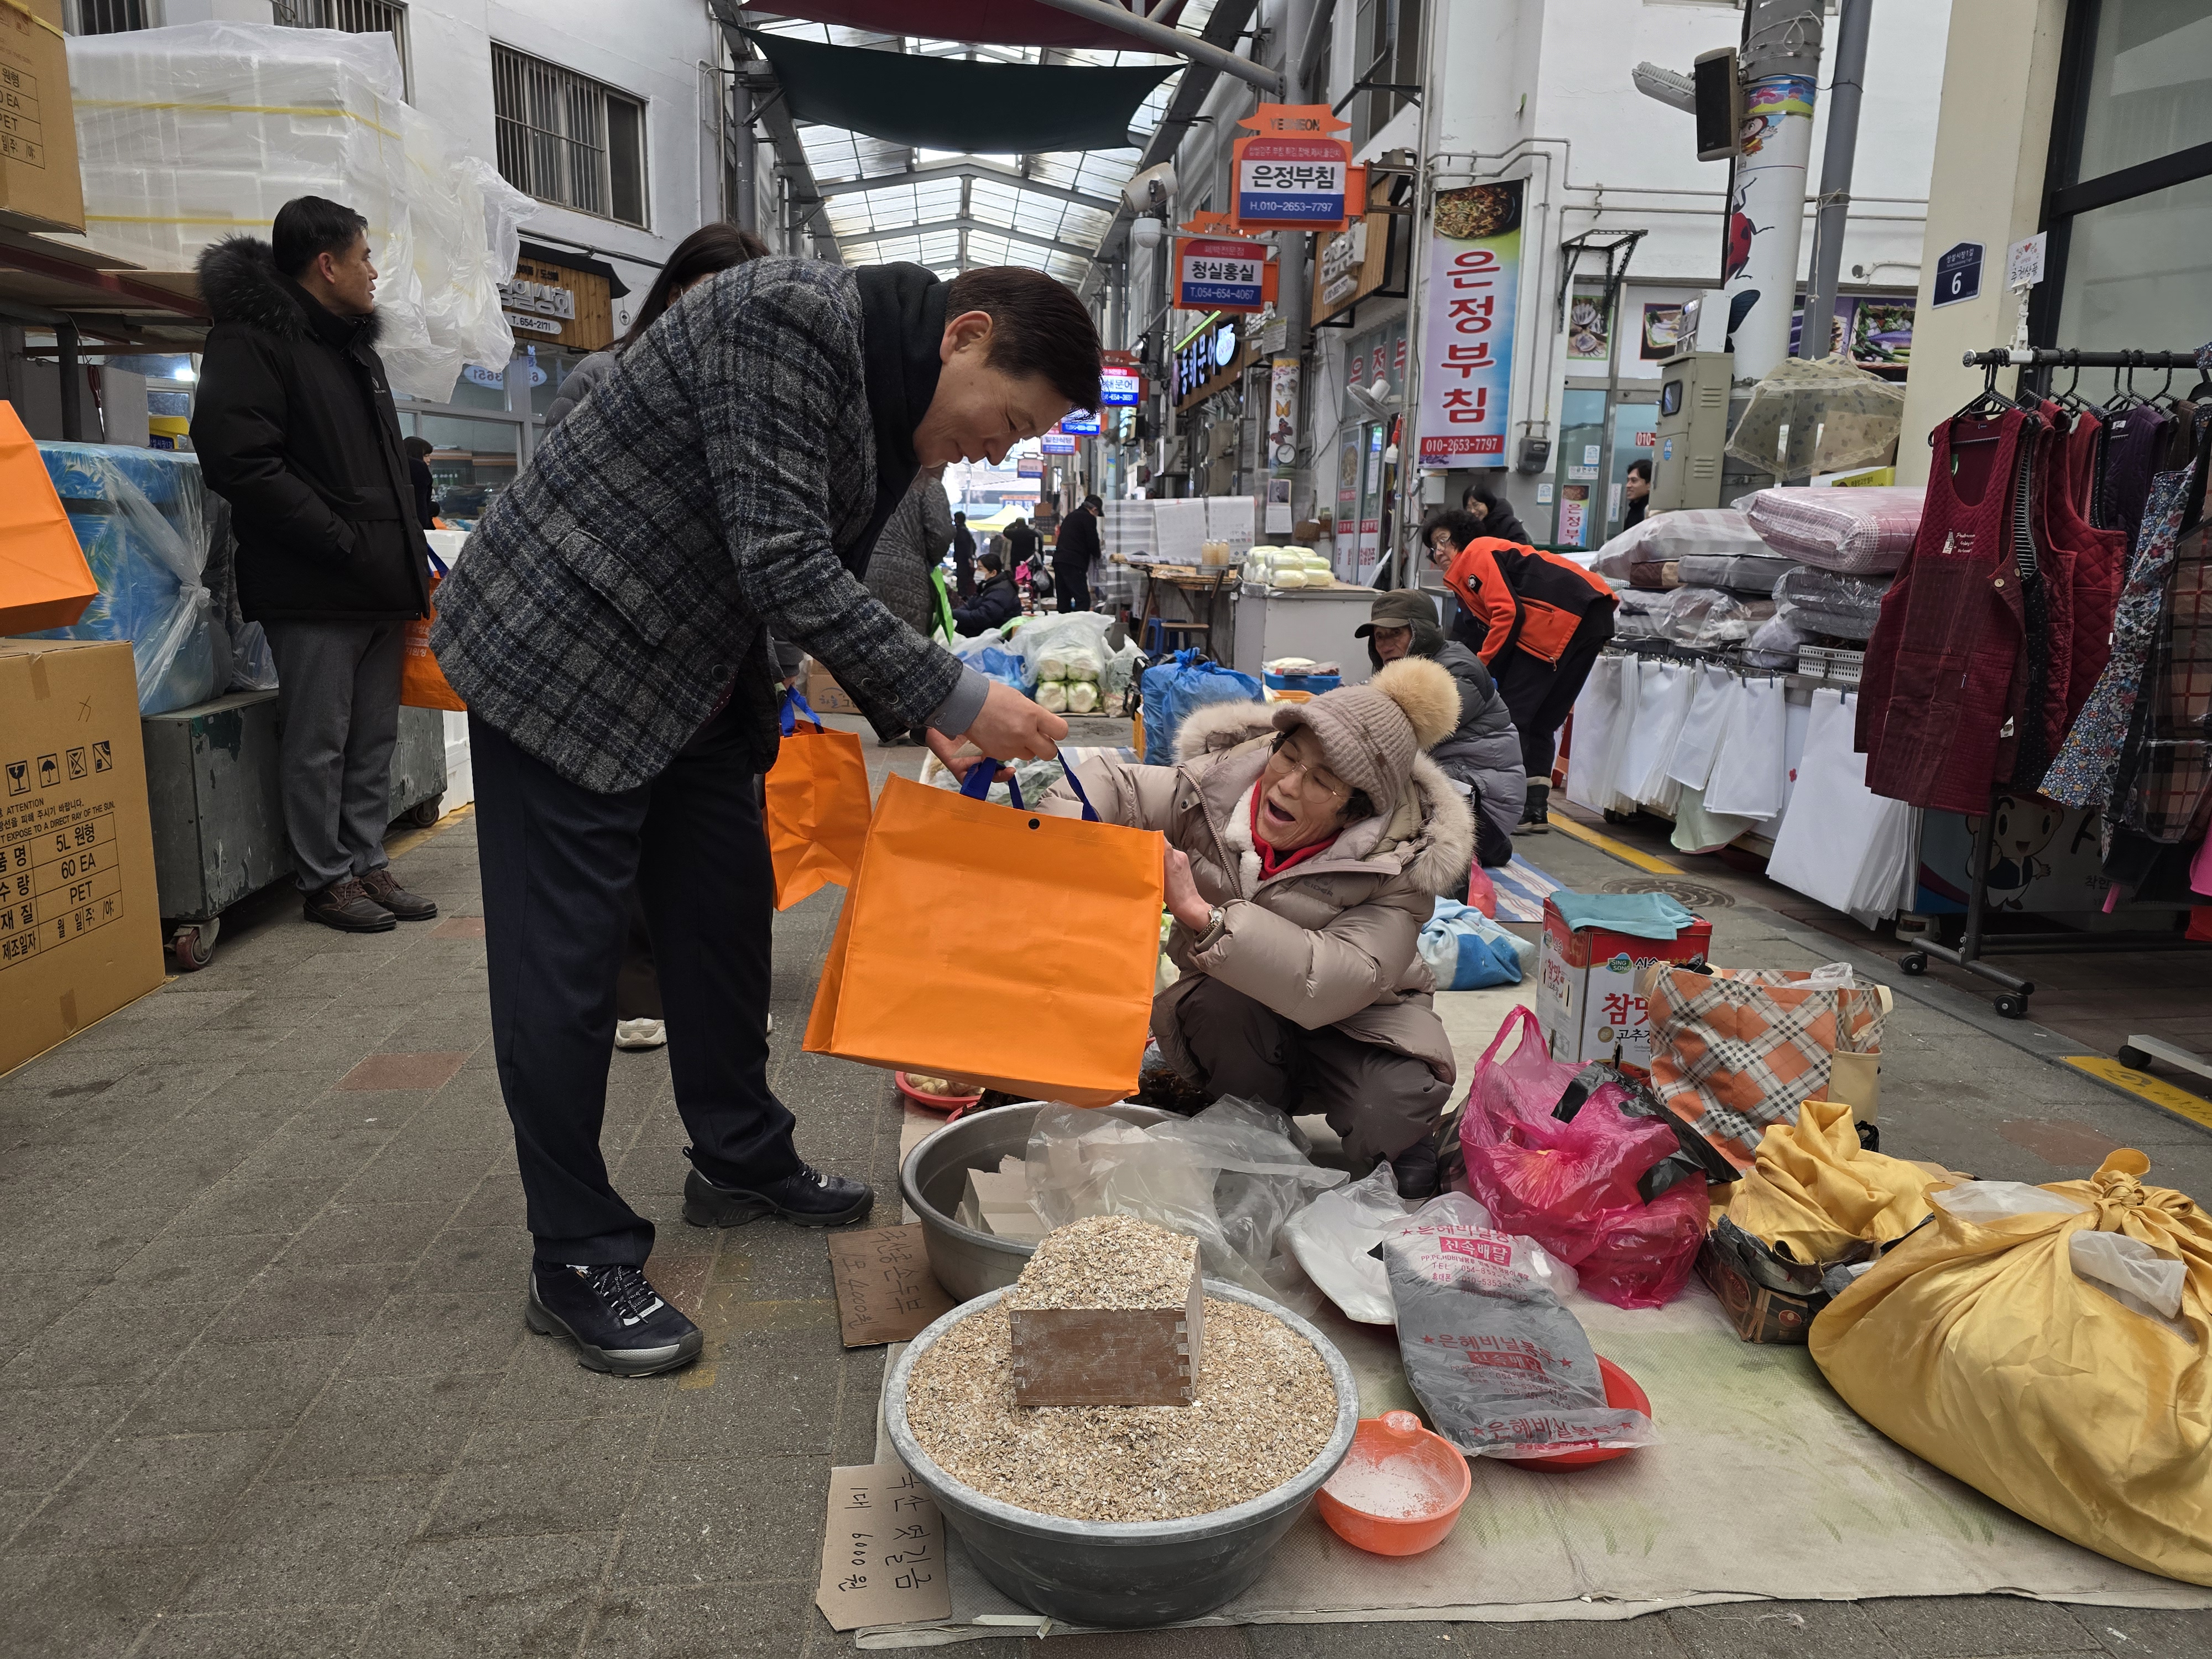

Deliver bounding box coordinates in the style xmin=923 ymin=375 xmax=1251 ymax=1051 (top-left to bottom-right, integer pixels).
xmin=1938 ymin=358 xmax=2024 ymax=447
xmin=2148 ymin=360 xmax=2179 ymax=410
xmin=2052 ymin=352 xmax=2091 ymax=415
xmin=2101 ymin=353 xmax=2145 ymax=415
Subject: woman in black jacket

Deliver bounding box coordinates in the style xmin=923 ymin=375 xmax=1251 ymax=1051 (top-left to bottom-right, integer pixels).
xmin=951 ymin=552 xmax=1022 ymax=634
xmin=1460 ymin=478 xmax=1535 ymax=548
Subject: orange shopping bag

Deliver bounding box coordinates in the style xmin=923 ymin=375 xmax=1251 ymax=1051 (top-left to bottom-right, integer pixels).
xmin=765 ymin=688 xmax=871 ymax=910
xmin=0 ymin=401 xmax=99 ymax=634
xmin=401 ymin=550 xmax=466 ymax=712
xmin=806 ymin=762 xmax=1163 ymax=1106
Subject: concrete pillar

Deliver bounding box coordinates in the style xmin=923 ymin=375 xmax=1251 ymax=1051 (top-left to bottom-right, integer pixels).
xmin=1893 ymin=0 xmax=2069 ymax=485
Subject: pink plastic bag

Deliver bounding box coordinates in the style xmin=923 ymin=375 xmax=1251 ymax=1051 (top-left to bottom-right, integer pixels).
xmin=1457 ymin=1008 xmax=1706 ymax=1308
xmin=1464 ymin=862 xmax=1498 ymax=918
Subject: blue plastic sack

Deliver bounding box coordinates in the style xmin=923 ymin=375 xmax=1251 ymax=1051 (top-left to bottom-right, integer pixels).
xmin=23 ymin=444 xmax=216 ymax=714
xmin=1417 ymin=898 xmax=1531 ymax=990
xmin=1140 ymin=649 xmax=1262 ymax=762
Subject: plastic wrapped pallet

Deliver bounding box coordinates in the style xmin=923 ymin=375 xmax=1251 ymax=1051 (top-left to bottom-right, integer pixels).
xmin=1742 ymin=486 xmax=1924 ymax=575
xmin=25 ymin=445 xmax=217 ymax=714
xmin=1773 ymin=566 xmax=1891 ymax=641
xmin=62 ymin=23 xmax=535 ymax=402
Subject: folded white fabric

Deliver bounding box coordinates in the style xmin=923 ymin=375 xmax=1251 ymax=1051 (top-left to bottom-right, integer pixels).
xmin=1766 ymin=688 xmax=1917 ymax=924
xmin=1661 ymin=664 xmax=1736 ymax=792
xmin=1564 ymin=654 xmax=1634 ymax=815
xmin=1701 ymin=674 xmax=1788 ymax=819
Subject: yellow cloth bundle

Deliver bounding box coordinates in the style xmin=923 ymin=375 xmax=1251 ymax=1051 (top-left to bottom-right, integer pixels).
xmin=1723 ymin=1094 xmax=1955 ymax=1263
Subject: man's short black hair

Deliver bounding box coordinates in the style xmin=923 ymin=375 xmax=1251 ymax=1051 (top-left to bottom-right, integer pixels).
xmin=978 ymin=550 xmax=1004 ymax=572
xmin=1083 ymin=494 xmax=1103 ymax=510
xmin=953 ymin=511 xmax=967 ymax=522
xmin=945 ymin=267 xmax=1103 ymax=413
xmin=1421 ymin=507 xmax=1485 ymax=552
xmin=272 ymin=195 xmax=369 ymax=280
xmin=402 ymin=436 xmax=433 ymax=460
xmin=1626 ymin=457 xmax=1652 ymax=481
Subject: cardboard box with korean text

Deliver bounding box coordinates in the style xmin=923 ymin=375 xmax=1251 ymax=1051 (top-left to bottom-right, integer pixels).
xmin=804 ymin=658 xmax=862 ymax=717
xmin=1 ymin=640 xmax=165 ymax=1073
xmin=0 ymin=0 xmax=86 ymax=236
xmin=1534 ymin=896 xmax=1712 ymax=1073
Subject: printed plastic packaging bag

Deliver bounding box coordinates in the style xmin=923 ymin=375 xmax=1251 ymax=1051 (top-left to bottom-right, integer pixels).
xmin=1743 ymin=485 xmax=1924 ymax=575
xmin=1458 ymin=1009 xmax=1707 ymax=1308
xmin=28 ymin=445 xmax=216 ymax=714
xmin=1653 ymin=587 xmax=1756 ymax=648
xmin=1384 ymin=1200 xmax=1656 ymax=1459
xmin=1025 ymin=1097 xmax=1345 ymax=1308
xmin=1773 ymin=565 xmax=1891 ymax=641
xmin=1814 ymin=1151 xmax=2212 ymax=1585
xmin=1417 ymin=897 xmax=1530 ymax=989
xmin=1139 ymin=649 xmax=1262 ymax=763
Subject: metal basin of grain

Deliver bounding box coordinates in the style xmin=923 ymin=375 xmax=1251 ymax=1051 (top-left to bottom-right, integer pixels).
xmin=901 ymin=1102 xmax=1171 ymax=1302
xmin=886 ymin=1282 xmax=1359 ymax=1628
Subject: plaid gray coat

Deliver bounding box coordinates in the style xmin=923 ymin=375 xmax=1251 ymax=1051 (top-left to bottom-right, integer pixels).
xmin=431 ymin=258 xmax=964 ymax=792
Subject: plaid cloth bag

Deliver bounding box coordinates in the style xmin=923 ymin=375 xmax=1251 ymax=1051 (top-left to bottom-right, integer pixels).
xmin=1643 ymin=967 xmax=1886 ymax=1168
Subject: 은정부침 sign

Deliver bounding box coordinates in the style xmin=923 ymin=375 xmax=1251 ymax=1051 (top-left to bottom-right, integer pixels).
xmin=1176 ymin=236 xmax=1267 ymax=311
xmin=1417 ymin=179 xmax=1523 ymax=470
xmin=1237 ymin=139 xmax=1347 ymax=224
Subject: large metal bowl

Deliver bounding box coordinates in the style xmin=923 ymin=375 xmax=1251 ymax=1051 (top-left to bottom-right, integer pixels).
xmin=886 ymin=1282 xmax=1359 ymax=1628
xmin=900 ymin=1101 xmax=1171 ymax=1302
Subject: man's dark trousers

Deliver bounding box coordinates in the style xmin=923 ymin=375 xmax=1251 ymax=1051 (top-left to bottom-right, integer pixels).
xmin=470 ymin=702 xmax=799 ymax=1267
xmin=1055 ymin=562 xmax=1091 ymax=614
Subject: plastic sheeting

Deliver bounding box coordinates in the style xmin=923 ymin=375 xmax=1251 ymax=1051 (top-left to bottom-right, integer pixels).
xmin=64 ymin=23 xmax=535 ymax=402
xmin=1774 ymin=565 xmax=1891 ymax=641
xmin=1588 ymin=509 xmax=1771 ymax=580
xmin=27 ymin=444 xmax=217 ymax=714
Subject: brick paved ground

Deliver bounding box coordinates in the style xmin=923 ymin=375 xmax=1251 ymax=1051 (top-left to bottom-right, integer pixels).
xmin=3 ymin=722 xmax=2207 ymax=1658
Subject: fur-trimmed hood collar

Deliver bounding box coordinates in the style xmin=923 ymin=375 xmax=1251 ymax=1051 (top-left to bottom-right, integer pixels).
xmin=1170 ymin=700 xmax=1475 ymax=895
xmin=197 ymin=235 xmax=383 ymax=346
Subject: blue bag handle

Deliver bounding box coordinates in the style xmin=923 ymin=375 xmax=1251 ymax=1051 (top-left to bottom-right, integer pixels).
xmin=958 ymin=759 xmax=1024 ymax=811
xmin=425 ymin=549 xmax=448 ymax=579
xmin=1055 ymin=748 xmax=1100 ymax=822
xmin=779 ymin=687 xmax=825 ymax=737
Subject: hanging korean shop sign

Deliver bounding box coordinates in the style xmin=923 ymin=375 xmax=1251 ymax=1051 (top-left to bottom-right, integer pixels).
xmin=1099 ymin=362 xmax=1141 ymax=406
xmin=1230 ymin=103 xmax=1356 ymax=229
xmin=1175 ymin=234 xmax=1274 ymax=313
xmin=1416 ymin=179 xmax=1524 ymax=471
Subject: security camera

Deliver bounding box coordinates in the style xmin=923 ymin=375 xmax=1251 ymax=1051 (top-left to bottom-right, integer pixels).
xmin=1131 ymin=217 xmax=1164 ymax=249
xmin=1123 ymin=162 xmax=1177 ymax=212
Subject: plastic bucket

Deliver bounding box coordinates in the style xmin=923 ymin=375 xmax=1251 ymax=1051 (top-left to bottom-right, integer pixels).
xmin=886 ymin=1282 xmax=1359 ymax=1627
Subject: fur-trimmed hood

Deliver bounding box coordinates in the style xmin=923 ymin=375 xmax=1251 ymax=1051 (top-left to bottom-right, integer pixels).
xmin=1170 ymin=700 xmax=1475 ymax=896
xmin=197 ymin=236 xmax=383 ymax=345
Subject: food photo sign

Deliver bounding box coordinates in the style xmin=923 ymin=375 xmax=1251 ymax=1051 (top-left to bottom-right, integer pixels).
xmin=1417 ymin=179 xmax=1523 ymax=470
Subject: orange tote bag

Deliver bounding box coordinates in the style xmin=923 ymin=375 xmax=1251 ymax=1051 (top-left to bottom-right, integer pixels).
xmin=806 ymin=763 xmax=1163 ymax=1106
xmin=0 ymin=402 xmax=98 ymax=634
xmin=400 ymin=551 xmax=467 ymax=712
xmin=765 ymin=688 xmax=872 ymax=910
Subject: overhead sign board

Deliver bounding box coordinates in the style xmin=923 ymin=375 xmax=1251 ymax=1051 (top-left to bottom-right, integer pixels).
xmin=1311 ymin=170 xmax=1399 ymax=326
xmin=1016 ymin=456 xmax=1044 ymax=477
xmin=1060 ymin=409 xmax=1100 ymax=435
xmin=1099 ymin=364 xmax=1141 ymax=406
xmin=1416 ymin=179 xmax=1524 ymax=471
xmin=1229 ymin=104 xmax=1357 ymax=231
xmin=1176 ymin=236 xmax=1270 ymax=312
xmin=1040 ymin=432 xmax=1077 ymax=455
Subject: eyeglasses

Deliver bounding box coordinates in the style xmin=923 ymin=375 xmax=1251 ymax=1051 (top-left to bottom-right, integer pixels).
xmin=1268 ymin=736 xmax=1350 ymax=801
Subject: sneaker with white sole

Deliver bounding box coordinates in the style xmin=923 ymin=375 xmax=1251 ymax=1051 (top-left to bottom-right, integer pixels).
xmin=525 ymin=1262 xmax=702 ymax=1376
xmin=614 ymin=1018 xmax=666 ymax=1050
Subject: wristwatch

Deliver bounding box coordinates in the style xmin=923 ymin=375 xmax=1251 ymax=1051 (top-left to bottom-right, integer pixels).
xmin=1198 ymin=904 xmax=1227 ymax=943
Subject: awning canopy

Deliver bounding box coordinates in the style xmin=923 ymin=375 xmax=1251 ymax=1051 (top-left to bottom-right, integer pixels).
xmin=761 ymin=0 xmax=1191 ymax=51
xmin=746 ymin=30 xmax=1173 ymax=154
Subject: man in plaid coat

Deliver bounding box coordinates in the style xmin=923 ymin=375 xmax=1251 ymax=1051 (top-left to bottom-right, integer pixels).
xmin=431 ymin=258 xmax=1095 ymax=1375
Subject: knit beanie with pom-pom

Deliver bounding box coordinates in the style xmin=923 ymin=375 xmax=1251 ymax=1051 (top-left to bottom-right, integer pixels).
xmin=1270 ymin=655 xmax=1460 ymax=807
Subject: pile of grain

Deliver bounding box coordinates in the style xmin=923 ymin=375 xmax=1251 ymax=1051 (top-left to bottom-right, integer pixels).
xmin=902 ymin=1296 xmax=1338 ymax=1523
xmin=1009 ymin=1215 xmax=1197 ymax=1311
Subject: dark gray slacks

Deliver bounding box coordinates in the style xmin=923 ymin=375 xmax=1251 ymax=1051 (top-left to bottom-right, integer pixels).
xmin=261 ymin=620 xmax=405 ymax=892
xmin=1165 ymin=973 xmax=1452 ymax=1168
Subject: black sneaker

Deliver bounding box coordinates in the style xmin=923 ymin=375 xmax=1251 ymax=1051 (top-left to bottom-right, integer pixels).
xmin=1389 ymin=1137 xmax=1442 ymax=1201
xmin=1514 ymin=779 xmax=1552 ymax=835
xmin=682 ymin=1159 xmax=873 ymax=1229
xmin=525 ymin=1262 xmax=703 ymax=1377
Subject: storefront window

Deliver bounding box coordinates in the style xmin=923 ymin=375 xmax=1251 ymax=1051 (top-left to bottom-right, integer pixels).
xmin=401 ymin=413 xmax=520 ymax=525
xmin=2073 ymin=0 xmax=2212 ymax=181
xmin=1606 ymin=401 xmax=1658 ymax=537
xmin=1550 ymin=389 xmax=1608 ymax=551
xmin=2053 ymin=171 xmax=2212 ymax=352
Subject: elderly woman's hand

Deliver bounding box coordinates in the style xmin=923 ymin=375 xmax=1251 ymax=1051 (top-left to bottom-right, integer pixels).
xmin=1162 ymin=846 xmax=1214 ymax=933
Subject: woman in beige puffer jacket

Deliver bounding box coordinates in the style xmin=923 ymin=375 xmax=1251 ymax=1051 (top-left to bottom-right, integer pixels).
xmin=1043 ymin=656 xmax=1474 ymax=1195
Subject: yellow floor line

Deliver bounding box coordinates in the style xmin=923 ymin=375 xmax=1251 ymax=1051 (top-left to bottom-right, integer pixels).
xmin=387 ymin=801 xmax=474 ymax=861
xmin=2063 ymin=1055 xmax=2212 ymax=1133
xmin=1545 ymin=811 xmax=1684 ymax=877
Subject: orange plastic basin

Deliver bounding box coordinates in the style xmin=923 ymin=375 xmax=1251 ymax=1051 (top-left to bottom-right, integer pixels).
xmin=1496 ymin=1356 xmax=1652 ymax=1470
xmin=895 ymin=1072 xmax=983 ymax=1115
xmin=1316 ymin=1411 xmax=1473 ymax=1556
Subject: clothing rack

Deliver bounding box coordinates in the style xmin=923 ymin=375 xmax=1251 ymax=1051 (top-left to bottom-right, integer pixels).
xmin=1895 ymin=349 xmax=2209 ymax=1019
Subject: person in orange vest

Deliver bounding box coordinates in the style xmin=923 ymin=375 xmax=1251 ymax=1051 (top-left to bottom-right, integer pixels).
xmin=1422 ymin=507 xmax=1616 ymax=831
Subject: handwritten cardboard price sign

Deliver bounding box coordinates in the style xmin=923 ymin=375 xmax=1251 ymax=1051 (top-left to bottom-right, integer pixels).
xmin=814 ymin=1463 xmax=953 ymax=1632
xmin=828 ymin=1224 xmax=956 ymax=1348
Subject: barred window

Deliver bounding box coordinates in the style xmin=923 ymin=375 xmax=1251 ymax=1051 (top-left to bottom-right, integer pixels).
xmin=272 ymin=1 xmax=410 ymax=97
xmin=62 ymin=0 xmax=158 ymax=32
xmin=492 ymin=46 xmax=648 ymax=228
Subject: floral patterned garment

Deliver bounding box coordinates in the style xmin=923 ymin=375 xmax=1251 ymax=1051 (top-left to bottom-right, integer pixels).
xmin=2041 ymin=460 xmax=2200 ymax=807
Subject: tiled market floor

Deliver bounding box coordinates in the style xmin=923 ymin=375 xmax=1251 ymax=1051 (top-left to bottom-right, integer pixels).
xmin=3 ymin=719 xmax=2209 ymax=1658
